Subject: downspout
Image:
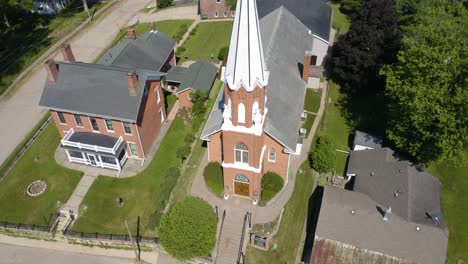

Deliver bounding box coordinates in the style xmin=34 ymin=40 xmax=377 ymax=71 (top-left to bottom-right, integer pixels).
xmin=286 ymin=154 xmax=291 ymax=184
xmin=135 ymin=123 xmax=145 ymax=166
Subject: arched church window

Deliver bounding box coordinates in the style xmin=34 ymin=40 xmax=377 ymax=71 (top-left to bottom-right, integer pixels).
xmin=252 ymin=101 xmax=259 ymax=122
xmin=235 ymin=143 xmax=249 ymax=164
xmin=238 ymin=103 xmax=245 ymax=123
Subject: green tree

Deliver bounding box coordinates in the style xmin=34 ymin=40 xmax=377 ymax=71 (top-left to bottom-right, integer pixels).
xmin=309 ymin=136 xmax=336 ymax=173
xmin=227 ymin=0 xmax=237 ymax=9
xmin=157 ymin=0 xmax=173 ymax=9
xmin=339 ymin=0 xmax=362 ymax=16
xmin=203 ymin=162 xmax=223 ymax=196
xmin=191 ymin=90 xmax=208 ymax=116
xmin=332 ymin=0 xmax=401 ymax=94
xmin=261 ymin=172 xmax=284 ymax=202
xmin=218 ymin=46 xmax=229 ymax=61
xmin=381 ymin=1 xmax=468 ymax=165
xmin=160 ymin=197 xmax=217 ymax=260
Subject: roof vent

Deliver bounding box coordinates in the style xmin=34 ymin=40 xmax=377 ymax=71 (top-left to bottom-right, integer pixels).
xmin=301 ymin=112 xmax=307 ymax=121
xmin=370 ymin=172 xmax=374 ymax=176
xmin=416 ymin=226 xmax=421 ymax=231
xmin=383 ymin=206 xmax=391 ymax=221
xmin=350 ymin=209 xmax=356 ymax=215
xmin=299 ymin=128 xmax=307 ymax=138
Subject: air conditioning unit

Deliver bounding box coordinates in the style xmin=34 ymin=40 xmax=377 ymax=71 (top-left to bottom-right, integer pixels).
xmin=301 ymin=112 xmax=307 ymax=121
xmin=299 ymin=128 xmax=307 ymax=138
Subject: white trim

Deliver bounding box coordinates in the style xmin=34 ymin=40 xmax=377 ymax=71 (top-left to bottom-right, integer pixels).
xmin=127 ymin=141 xmax=139 ymax=157
xmin=104 ymin=119 xmax=114 ymax=133
xmin=268 ymin=148 xmax=276 ymax=163
xmin=73 ymin=114 xmax=84 ymax=127
xmin=122 ymin=122 xmax=132 ymax=135
xmin=310 ymin=33 xmax=330 ymax=45
xmin=222 ymin=145 xmax=266 ymax=173
xmin=156 ymin=87 xmax=161 ymax=104
xmin=61 ymin=129 xmax=124 ymax=155
xmin=88 ymin=117 xmax=100 ymax=133
xmin=57 ymin=112 xmax=67 ymax=125
xmin=286 ymin=154 xmax=291 ymax=184
xmin=135 ymin=127 xmax=146 ymax=162
xmin=207 ymin=140 xmax=210 ymax=161
xmin=159 ymin=108 xmax=165 ymax=124
xmin=234 ymin=143 xmax=249 ymax=164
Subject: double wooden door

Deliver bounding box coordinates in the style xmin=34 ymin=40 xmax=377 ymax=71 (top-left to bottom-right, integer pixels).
xmin=234 ymin=181 xmax=249 ymax=197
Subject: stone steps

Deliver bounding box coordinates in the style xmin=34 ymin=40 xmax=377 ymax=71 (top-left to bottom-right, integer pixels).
xmin=216 ymin=212 xmax=246 ymax=264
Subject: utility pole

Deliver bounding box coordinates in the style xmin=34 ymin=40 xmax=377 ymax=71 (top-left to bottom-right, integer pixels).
xmin=125 ymin=219 xmax=140 ymax=261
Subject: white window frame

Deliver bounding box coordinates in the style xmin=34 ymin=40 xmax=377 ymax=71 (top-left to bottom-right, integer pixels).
xmin=216 ymin=0 xmax=221 ymax=3
xmin=128 ymin=142 xmax=138 ymax=157
xmin=88 ymin=117 xmax=100 ymax=132
xmin=57 ymin=112 xmax=66 ymax=125
xmin=73 ymin=114 xmax=83 ymax=127
xmin=156 ymin=87 xmax=161 ymax=103
xmin=224 ymin=11 xmax=227 ymax=17
xmin=234 ymin=143 xmax=249 ymax=164
xmin=238 ymin=103 xmax=245 ymax=123
xmin=268 ymin=148 xmax=276 ymax=163
xmin=105 ymin=119 xmax=114 ymax=132
xmin=122 ymin=122 xmax=132 ymax=135
xmin=215 ymin=12 xmax=218 ymax=17
xmin=160 ymin=108 xmax=165 ymax=124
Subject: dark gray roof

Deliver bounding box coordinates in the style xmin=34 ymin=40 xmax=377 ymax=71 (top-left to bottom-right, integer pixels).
xmin=353 ymin=130 xmax=383 ymax=149
xmin=315 ymin=185 xmax=448 ymax=264
xmin=97 ymin=31 xmax=175 ymax=71
xmin=256 ymin=0 xmax=332 ymax=41
xmin=39 ymin=62 xmax=163 ymax=122
xmin=68 ymin=132 xmax=118 ymax=148
xmin=202 ymin=7 xmax=310 ymax=152
xmin=347 ymin=148 xmax=445 ymax=226
xmin=166 ymin=60 xmax=218 ymax=93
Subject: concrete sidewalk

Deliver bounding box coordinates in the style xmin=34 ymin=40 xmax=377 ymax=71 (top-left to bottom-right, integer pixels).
xmin=0 ymin=0 xmax=153 ymax=169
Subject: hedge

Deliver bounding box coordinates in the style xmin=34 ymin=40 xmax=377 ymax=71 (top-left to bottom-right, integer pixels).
xmin=309 ymin=136 xmax=336 ymax=173
xmin=261 ymin=172 xmax=284 ymax=202
xmin=203 ymin=162 xmax=224 ymax=196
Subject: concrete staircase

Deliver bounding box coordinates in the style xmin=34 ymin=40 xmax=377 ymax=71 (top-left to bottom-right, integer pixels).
xmin=215 ymin=210 xmax=248 ymax=264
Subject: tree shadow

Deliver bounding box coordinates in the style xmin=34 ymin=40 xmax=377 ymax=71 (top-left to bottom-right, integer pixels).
xmin=301 ymin=186 xmax=324 ymax=264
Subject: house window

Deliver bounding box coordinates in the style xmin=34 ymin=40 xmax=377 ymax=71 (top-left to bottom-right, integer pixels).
xmin=268 ymin=148 xmax=276 ymax=162
xmin=216 ymin=0 xmax=220 ymax=3
xmin=128 ymin=142 xmax=138 ymax=157
xmin=311 ymin=55 xmax=318 ymax=66
xmin=105 ymin=119 xmax=114 ymax=131
xmin=101 ymin=156 xmax=117 ymax=165
xmin=57 ymin=112 xmax=66 ymax=124
xmin=224 ymin=12 xmax=227 ymax=17
xmin=89 ymin=117 xmax=99 ymax=131
xmin=238 ymin=103 xmax=245 ymax=123
xmin=215 ymin=12 xmax=218 ymax=17
xmin=160 ymin=108 xmax=165 ymax=124
xmin=68 ymin=150 xmax=83 ymax=158
xmin=231 ymin=11 xmax=235 ymax=16
xmin=123 ymin=122 xmax=132 ymax=134
xmin=73 ymin=114 xmax=83 ymax=127
xmin=235 ymin=143 xmax=248 ymax=164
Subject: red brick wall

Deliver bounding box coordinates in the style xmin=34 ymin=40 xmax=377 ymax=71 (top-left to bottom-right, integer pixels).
xmin=177 ymin=89 xmax=193 ymax=108
xmin=223 ymin=167 xmax=262 ymax=200
xmin=225 ymin=84 xmax=265 ymax=128
xmin=200 ymin=0 xmax=235 ymax=19
xmin=208 ymin=132 xmax=222 ymax=163
xmin=136 ymin=80 xmax=166 ymax=155
xmin=51 ymin=111 xmax=144 ymax=158
xmin=221 ymin=130 xmax=264 ymax=168
xmin=262 ymin=134 xmax=289 ymax=182
xmin=159 ymin=50 xmax=176 ymax=72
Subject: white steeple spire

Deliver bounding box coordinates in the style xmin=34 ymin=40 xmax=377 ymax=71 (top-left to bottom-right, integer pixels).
xmin=223 ymin=0 xmax=269 ymax=92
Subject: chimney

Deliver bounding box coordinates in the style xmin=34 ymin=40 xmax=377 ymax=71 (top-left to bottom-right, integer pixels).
xmin=149 ymin=22 xmax=156 ymax=32
xmin=302 ymin=51 xmax=313 ymax=82
xmin=60 ymin=43 xmax=75 ymax=62
xmin=127 ymin=27 xmax=136 ymax=40
xmin=127 ymin=70 xmax=138 ymax=95
xmin=44 ymin=59 xmax=59 ymax=83
xmin=383 ymin=206 xmax=392 ymax=221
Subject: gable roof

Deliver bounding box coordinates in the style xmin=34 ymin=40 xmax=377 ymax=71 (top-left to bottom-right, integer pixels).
xmin=97 ymin=31 xmax=175 ymax=71
xmin=39 ymin=62 xmax=163 ymax=122
xmin=256 ymin=0 xmax=332 ymax=42
xmin=201 ymin=6 xmax=310 ymax=152
xmin=347 ymin=148 xmax=444 ymax=225
xmin=166 ymin=60 xmax=218 ymax=94
xmin=314 ymin=186 xmax=448 ymax=264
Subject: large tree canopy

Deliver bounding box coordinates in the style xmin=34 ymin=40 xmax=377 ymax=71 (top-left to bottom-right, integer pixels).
xmin=382 ymin=1 xmax=468 ymax=165
xmin=332 ymin=0 xmax=401 ymax=94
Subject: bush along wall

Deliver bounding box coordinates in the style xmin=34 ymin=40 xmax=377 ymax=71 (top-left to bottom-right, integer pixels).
xmin=261 ymin=172 xmax=284 ymax=202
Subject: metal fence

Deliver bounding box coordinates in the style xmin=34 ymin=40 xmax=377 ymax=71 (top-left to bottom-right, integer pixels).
xmin=63 ymin=229 xmax=159 ymax=244
xmin=0 ymin=221 xmax=50 ymax=233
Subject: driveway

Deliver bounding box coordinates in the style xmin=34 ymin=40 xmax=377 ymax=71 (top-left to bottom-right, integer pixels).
xmin=0 ymin=243 xmax=134 ymax=264
xmin=0 ymin=0 xmax=152 ymax=167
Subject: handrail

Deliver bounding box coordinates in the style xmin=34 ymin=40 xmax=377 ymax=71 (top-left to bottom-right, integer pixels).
xmin=237 ymin=212 xmax=249 ymax=264
xmin=61 ymin=129 xmax=123 ymax=154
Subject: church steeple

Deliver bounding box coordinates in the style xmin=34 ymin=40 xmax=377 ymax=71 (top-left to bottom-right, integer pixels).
xmin=224 ymin=0 xmax=269 ymax=91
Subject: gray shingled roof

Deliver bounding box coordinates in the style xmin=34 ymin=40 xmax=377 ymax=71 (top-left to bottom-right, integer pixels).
xmin=315 ymin=186 xmax=448 ymax=264
xmin=166 ymin=60 xmax=218 ymax=93
xmin=347 ymin=148 xmax=445 ymax=226
xmin=353 ymin=130 xmax=383 ymax=149
xmin=97 ymin=31 xmax=175 ymax=71
xmin=257 ymin=0 xmax=332 ymax=42
xmin=39 ymin=62 xmax=163 ymax=122
xmin=202 ymin=7 xmax=310 ymax=152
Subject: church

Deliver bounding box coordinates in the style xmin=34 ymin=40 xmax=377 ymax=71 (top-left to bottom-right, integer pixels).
xmin=201 ymin=0 xmax=331 ymax=201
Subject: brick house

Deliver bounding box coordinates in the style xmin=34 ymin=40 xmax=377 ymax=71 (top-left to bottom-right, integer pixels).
xmin=201 ymin=0 xmax=327 ymax=201
xmin=39 ymin=27 xmax=175 ymax=171
xmin=165 ymin=60 xmax=218 ymax=108
xmin=199 ymin=0 xmax=236 ymax=19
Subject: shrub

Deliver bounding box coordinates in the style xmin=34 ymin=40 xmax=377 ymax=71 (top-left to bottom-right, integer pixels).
xmin=160 ymin=197 xmax=217 ymax=260
xmin=309 ymin=136 xmax=336 ymax=173
xmin=157 ymin=0 xmax=173 ymax=9
xmin=203 ymin=162 xmax=223 ymax=196
xmin=218 ymin=46 xmax=229 ymax=61
xmin=177 ymin=46 xmax=186 ymax=53
xmin=184 ymin=133 xmax=195 ymax=145
xmin=159 ymin=167 xmax=181 ymax=209
xmin=176 ymin=145 xmax=191 ymax=161
xmin=261 ymin=172 xmax=284 ymax=202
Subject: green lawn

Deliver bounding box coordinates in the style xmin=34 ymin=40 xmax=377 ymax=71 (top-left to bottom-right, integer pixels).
xmin=170 ymin=80 xmax=224 ymax=203
xmin=302 ymin=115 xmax=316 ymax=138
xmin=330 ymin=3 xmax=351 ymax=35
xmin=319 ymin=82 xmax=352 ymax=151
xmin=94 ymin=20 xmax=194 ymax=63
xmin=0 ymin=124 xmax=83 ymax=226
xmin=335 ymin=152 xmax=349 ymax=177
xmin=0 ymin=1 xmax=107 ymax=95
xmin=164 ymin=92 xmax=178 ymax=114
xmin=304 ymin=89 xmax=322 ymax=113
xmin=72 ymin=118 xmax=190 ymax=236
xmin=246 ymin=162 xmax=315 ymax=263
xmin=428 ymin=156 xmax=468 ymax=263
xmin=178 ymin=22 xmax=233 ymax=63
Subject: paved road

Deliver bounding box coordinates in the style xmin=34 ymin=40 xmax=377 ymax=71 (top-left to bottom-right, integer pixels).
xmin=0 ymin=0 xmax=152 ymax=167
xmin=0 ymin=243 xmax=134 ymax=264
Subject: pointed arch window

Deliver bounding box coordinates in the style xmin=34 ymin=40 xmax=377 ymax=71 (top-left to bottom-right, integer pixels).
xmin=238 ymin=103 xmax=245 ymax=123
xmin=235 ymin=143 xmax=249 ymax=164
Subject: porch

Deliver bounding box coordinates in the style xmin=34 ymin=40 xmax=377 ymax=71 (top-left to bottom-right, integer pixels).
xmin=60 ymin=129 xmax=127 ymax=172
